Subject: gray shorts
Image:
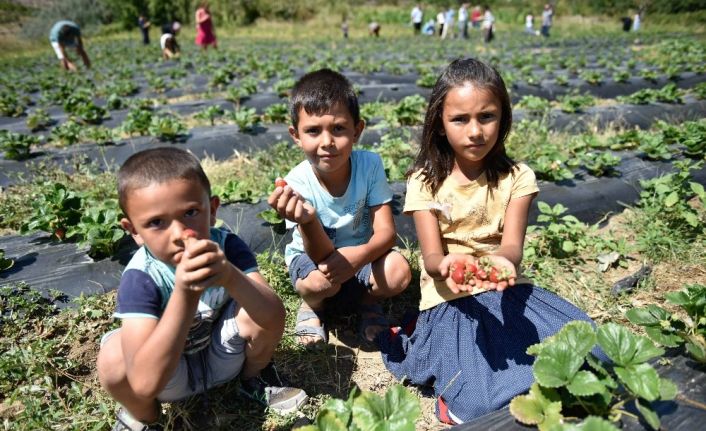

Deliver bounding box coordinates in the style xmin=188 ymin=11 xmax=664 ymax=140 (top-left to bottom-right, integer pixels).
xmin=101 ymin=300 xmax=246 ymax=402
xmin=289 ymin=253 xmax=373 ymax=313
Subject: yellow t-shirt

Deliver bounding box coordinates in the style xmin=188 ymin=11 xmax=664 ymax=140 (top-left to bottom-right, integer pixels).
xmin=404 ymin=163 xmax=539 ymax=310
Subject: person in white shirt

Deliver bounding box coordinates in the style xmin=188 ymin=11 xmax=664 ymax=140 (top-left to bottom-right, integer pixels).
xmin=411 ymin=4 xmax=423 ymax=35
xmin=436 ymin=11 xmax=446 ymax=37
xmin=458 ymin=4 xmax=469 ymax=39
xmin=481 ymin=5 xmax=495 ymax=43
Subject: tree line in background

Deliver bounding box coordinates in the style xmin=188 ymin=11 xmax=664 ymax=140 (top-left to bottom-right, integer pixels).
xmin=15 ymin=0 xmax=706 ymax=39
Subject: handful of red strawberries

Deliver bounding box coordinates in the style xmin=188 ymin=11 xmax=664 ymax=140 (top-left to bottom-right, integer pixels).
xmin=450 ymin=256 xmax=514 ymax=285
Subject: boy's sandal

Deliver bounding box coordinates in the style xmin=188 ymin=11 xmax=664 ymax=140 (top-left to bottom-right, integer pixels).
xmin=295 ymin=303 xmax=328 ymax=347
xmin=357 ymin=303 xmax=390 ymax=344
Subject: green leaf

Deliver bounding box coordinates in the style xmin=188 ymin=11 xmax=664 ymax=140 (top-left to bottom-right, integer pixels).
xmin=534 ymin=342 xmax=586 ymax=388
xmin=686 ymin=341 xmax=706 ymax=362
xmin=562 ymin=240 xmax=576 ymax=253
xmin=538 ymin=201 xmax=552 ymax=214
xmin=510 ymin=383 xmax=563 ymax=428
xmin=664 ymin=191 xmax=679 ymax=207
xmin=634 ymin=399 xmax=660 ymax=431
xmin=684 ymin=212 xmax=699 ymax=227
xmin=626 ymin=305 xmax=668 ymax=326
xmin=567 ymin=370 xmax=605 ymax=397
xmin=614 ymin=363 xmax=660 ymax=401
xmin=577 ymin=416 xmax=621 ymax=431
xmin=659 ymin=378 xmax=678 ymax=400
xmin=644 ymin=327 xmax=682 ymax=348
xmin=316 ymin=411 xmax=349 ymax=431
xmin=597 ymin=323 xmax=663 ymax=367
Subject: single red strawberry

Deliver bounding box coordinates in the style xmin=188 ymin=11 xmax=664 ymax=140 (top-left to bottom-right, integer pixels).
xmin=489 ymin=267 xmax=499 ymax=283
xmin=274 ymin=178 xmax=287 ymax=188
xmin=451 ymin=264 xmax=465 ymax=284
xmin=54 ymin=227 xmax=65 ymax=240
xmin=476 ymin=268 xmax=487 ymax=280
xmin=182 ymin=229 xmax=198 ymax=242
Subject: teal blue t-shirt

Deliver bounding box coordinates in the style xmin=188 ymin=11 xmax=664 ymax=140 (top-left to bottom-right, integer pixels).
xmin=283 ymin=150 xmax=393 ymax=266
xmin=49 ymin=20 xmax=80 ymax=44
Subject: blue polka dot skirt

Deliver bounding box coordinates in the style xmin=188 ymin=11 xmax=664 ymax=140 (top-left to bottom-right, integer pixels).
xmin=378 ymin=284 xmax=597 ymax=423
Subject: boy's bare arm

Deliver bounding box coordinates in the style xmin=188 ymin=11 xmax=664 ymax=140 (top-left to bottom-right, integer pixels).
xmin=119 ymin=288 xmax=201 ymax=399
xmin=317 ymin=203 xmax=396 ymax=284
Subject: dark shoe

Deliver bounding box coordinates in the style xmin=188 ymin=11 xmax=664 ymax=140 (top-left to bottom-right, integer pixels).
xmin=112 ymin=408 xmax=162 ymax=431
xmin=358 ymin=302 xmax=389 ymax=343
xmin=239 ymin=362 xmax=308 ymax=415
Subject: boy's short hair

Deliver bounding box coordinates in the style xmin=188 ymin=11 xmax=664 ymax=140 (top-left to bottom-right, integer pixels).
xmin=289 ymin=68 xmax=360 ymax=128
xmin=118 ymin=147 xmax=211 ymax=217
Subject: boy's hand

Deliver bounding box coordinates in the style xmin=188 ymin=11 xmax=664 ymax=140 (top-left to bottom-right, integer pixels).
xmin=175 ymin=230 xmax=232 ymax=293
xmin=267 ymin=182 xmax=317 ymax=225
xmin=316 ymin=247 xmax=361 ymax=285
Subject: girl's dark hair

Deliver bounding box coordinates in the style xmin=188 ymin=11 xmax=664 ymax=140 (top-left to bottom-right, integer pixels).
xmin=408 ymin=57 xmax=514 ymax=195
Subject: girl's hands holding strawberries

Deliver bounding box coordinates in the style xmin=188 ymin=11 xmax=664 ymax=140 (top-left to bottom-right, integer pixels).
xmin=267 ymin=178 xmax=317 ymax=225
xmin=441 ymin=254 xmax=517 ymax=293
xmin=175 ymin=229 xmax=232 ymax=293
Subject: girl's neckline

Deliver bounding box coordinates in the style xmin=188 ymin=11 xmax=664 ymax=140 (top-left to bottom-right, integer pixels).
xmin=448 ymin=169 xmax=486 ymax=188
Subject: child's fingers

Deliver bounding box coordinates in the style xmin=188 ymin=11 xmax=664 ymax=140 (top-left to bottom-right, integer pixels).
xmin=183 ymin=239 xmax=218 ymax=258
xmin=445 ymin=278 xmax=461 ymax=294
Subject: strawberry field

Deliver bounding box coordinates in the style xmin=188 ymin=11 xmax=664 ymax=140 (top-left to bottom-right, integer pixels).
xmin=1 ymin=12 xmax=705 ymax=431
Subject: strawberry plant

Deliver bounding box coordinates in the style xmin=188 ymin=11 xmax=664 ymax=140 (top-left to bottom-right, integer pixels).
xmin=20 ymin=182 xmax=82 ymax=240
xmin=693 ymin=82 xmax=706 ymax=100
xmin=638 ymin=132 xmax=672 ymax=160
xmin=148 ymin=114 xmax=187 ymax=141
xmin=554 ymin=74 xmax=569 ymax=86
xmin=557 ymin=92 xmax=595 ymax=114
xmin=657 ymin=119 xmax=706 ymax=159
xmin=120 ymin=107 xmax=154 ymax=136
xmin=510 ymin=321 xmax=676 ymax=431
xmin=74 ymin=101 xmax=108 ymax=125
xmin=226 ymin=86 xmax=249 ymax=106
xmin=415 ymin=70 xmax=437 ymax=88
xmin=82 ymin=126 xmax=115 ymax=146
xmin=530 ymin=155 xmax=574 ymax=182
xmin=366 ymin=133 xmax=415 ymax=181
xmin=238 ymin=76 xmax=259 ymax=95
xmin=627 ymin=283 xmax=706 ymax=363
xmin=230 ymin=107 xmax=260 ymax=133
xmin=639 ymin=69 xmax=659 ymax=83
xmin=636 ymin=160 xmax=705 ymax=238
xmin=0 ymin=91 xmax=26 ymax=117
xmin=579 ymin=69 xmax=603 ymax=86
xmin=299 ymin=384 xmax=420 ymax=431
xmin=273 ymin=77 xmax=296 ymax=97
xmin=194 ymin=105 xmax=225 ymax=126
xmin=0 ymin=249 xmax=14 ymax=272
xmin=0 ymin=130 xmax=37 ymax=160
xmin=612 ymin=70 xmax=630 ymax=83
xmin=579 ymin=151 xmax=621 ymax=177
xmin=388 ymin=94 xmax=426 ymax=127
xmin=619 ymin=84 xmax=683 ymax=105
xmin=209 ymin=68 xmax=233 ymax=88
xmin=257 ymin=209 xmax=285 ymax=234
xmin=106 ymin=93 xmax=125 ymax=110
xmin=146 ymin=73 xmax=168 ymax=93
xmin=26 ymin=108 xmax=53 ymax=131
xmin=49 ymin=120 xmax=83 ymax=147
xmin=66 ymin=199 xmax=125 ymax=259
xmin=608 ymin=129 xmax=641 ymax=151
xmin=517 ymin=95 xmax=551 ymax=116
xmin=212 ymin=179 xmax=258 ymax=204
xmin=525 ymin=202 xmax=589 ymax=261
xmin=263 ymin=102 xmax=289 ymax=124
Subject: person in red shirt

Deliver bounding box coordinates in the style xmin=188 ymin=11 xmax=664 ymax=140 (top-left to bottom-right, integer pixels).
xmin=195 ymin=1 xmax=217 ymax=50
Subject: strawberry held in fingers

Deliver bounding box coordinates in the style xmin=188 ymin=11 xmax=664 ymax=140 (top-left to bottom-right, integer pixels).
xmin=274 ymin=178 xmax=287 ymax=188
xmin=181 ymin=229 xmax=198 ymax=242
xmin=451 ymin=263 xmax=466 ymax=285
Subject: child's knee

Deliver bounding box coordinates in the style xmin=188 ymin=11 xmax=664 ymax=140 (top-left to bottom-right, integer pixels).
xmin=376 ymin=252 xmax=412 ymax=294
xmin=97 ymin=335 xmax=126 ymax=388
xmin=235 ymin=305 xmax=284 ymax=344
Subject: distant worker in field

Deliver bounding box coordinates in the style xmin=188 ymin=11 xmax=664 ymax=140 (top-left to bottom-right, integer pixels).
xmin=195 ymin=1 xmax=217 ymax=50
xmin=138 ymin=14 xmax=151 ymax=45
xmin=481 ymin=5 xmax=495 ymax=43
xmin=368 ymin=21 xmax=381 ymax=37
xmin=470 ymin=5 xmax=482 ymax=29
xmin=458 ymin=3 xmax=469 ymax=39
xmin=525 ymin=12 xmax=537 ymax=35
xmin=411 ymin=4 xmax=423 ymax=35
xmin=341 ymin=18 xmax=349 ymax=39
xmin=161 ymin=21 xmax=181 ymax=60
xmin=49 ymin=20 xmax=91 ymax=72
xmin=632 ymin=10 xmax=641 ymax=31
xmin=540 ymin=3 xmax=553 ymax=37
